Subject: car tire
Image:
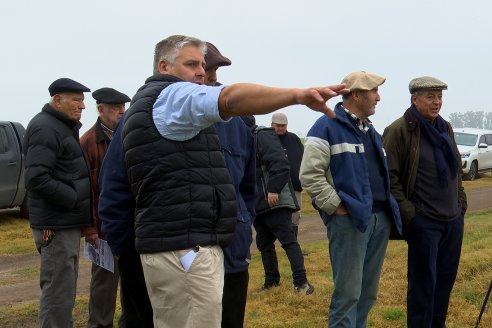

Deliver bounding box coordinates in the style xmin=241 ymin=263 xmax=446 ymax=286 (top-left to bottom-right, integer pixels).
xmin=465 ymin=161 xmax=478 ymax=181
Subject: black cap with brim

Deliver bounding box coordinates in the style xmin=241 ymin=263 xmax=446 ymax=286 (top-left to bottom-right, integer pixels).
xmin=92 ymin=87 xmax=131 ymax=104
xmin=48 ymin=78 xmax=91 ymax=96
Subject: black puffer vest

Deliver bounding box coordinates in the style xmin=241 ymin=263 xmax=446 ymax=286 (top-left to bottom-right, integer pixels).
xmin=122 ymin=74 xmax=236 ymax=253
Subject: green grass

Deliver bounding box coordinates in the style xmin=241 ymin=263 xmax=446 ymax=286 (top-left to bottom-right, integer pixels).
xmin=0 ymin=216 xmax=36 ymax=256
xmin=244 ymin=209 xmax=492 ymax=327
xmin=0 ymin=186 xmax=490 ymax=327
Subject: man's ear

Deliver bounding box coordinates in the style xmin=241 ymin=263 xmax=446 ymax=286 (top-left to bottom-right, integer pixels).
xmin=97 ymin=104 xmax=104 ymax=115
xmin=411 ymin=94 xmax=417 ymax=105
xmin=52 ymin=94 xmax=63 ymax=109
xmin=158 ymin=60 xmax=170 ymax=74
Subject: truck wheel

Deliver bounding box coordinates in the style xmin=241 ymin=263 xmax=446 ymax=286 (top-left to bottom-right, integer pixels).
xmin=19 ymin=196 xmax=29 ymax=219
xmin=465 ymin=161 xmax=478 ymax=181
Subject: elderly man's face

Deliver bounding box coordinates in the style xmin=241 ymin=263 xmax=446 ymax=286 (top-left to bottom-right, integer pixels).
xmin=160 ymin=45 xmax=205 ymax=84
xmin=53 ymin=92 xmax=85 ymax=121
xmin=99 ymin=103 xmax=125 ymax=130
xmin=205 ymin=66 xmax=218 ymax=86
xmin=271 ymin=123 xmax=287 ymax=136
xmin=357 ymin=88 xmax=381 ymax=119
xmin=412 ymin=90 xmax=443 ymax=121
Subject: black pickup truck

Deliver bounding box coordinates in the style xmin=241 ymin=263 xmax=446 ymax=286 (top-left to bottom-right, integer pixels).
xmin=0 ymin=121 xmax=27 ymax=217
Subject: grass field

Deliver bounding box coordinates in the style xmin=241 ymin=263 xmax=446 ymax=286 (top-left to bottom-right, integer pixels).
xmin=0 ymin=173 xmax=490 ymax=327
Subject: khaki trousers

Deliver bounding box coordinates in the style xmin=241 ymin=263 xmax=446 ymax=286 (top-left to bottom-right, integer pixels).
xmin=141 ymin=245 xmax=224 ymax=328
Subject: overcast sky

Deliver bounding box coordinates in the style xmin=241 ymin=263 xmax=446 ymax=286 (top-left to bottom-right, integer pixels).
xmin=2 ymin=0 xmax=491 ymax=136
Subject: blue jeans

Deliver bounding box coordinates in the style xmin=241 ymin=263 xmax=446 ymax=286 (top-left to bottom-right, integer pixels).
xmin=406 ymin=213 xmax=464 ymax=328
xmin=326 ymin=210 xmax=391 ymax=328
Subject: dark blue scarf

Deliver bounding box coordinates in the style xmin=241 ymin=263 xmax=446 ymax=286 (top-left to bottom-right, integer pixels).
xmin=411 ymin=106 xmax=458 ymax=187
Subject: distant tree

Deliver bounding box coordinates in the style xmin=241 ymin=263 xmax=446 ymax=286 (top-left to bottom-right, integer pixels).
xmin=449 ymin=111 xmax=492 ymax=129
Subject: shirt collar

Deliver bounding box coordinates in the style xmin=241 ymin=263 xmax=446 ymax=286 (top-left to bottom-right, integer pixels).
xmin=99 ymin=121 xmax=114 ymax=140
xmin=341 ymin=105 xmax=372 ymax=133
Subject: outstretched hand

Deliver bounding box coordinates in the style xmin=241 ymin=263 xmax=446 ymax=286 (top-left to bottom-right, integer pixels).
xmin=296 ymin=84 xmax=349 ymax=118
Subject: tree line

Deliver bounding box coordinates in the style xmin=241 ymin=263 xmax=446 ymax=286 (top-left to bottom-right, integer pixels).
xmin=449 ymin=111 xmax=492 ymax=129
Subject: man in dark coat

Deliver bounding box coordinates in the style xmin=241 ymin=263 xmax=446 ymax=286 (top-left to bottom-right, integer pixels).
xmin=24 ymin=77 xmax=92 ymax=327
xmin=270 ymin=112 xmax=304 ymax=237
xmin=205 ymin=42 xmax=257 ymax=328
xmin=254 ymin=122 xmax=314 ymax=295
xmin=383 ymin=76 xmax=467 ymax=327
xmin=80 ymin=87 xmax=130 ymax=328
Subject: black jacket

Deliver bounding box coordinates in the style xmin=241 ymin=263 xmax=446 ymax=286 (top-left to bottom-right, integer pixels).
xmin=24 ymin=104 xmax=91 ymax=229
xmin=277 ymin=131 xmax=304 ymax=192
xmin=255 ymin=127 xmax=298 ymax=215
xmin=122 ymin=74 xmax=237 ymax=253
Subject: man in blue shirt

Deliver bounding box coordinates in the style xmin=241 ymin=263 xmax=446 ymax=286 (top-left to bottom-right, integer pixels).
xmin=110 ymin=34 xmax=348 ymax=327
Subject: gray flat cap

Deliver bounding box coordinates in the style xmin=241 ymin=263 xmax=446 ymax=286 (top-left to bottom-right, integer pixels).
xmin=409 ymin=76 xmax=448 ymax=94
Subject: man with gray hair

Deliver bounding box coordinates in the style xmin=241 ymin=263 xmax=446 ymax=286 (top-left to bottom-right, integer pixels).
xmin=301 ymin=71 xmax=402 ymax=327
xmin=383 ymin=76 xmax=467 ymax=328
xmin=121 ymin=35 xmax=349 ymax=327
xmin=270 ymin=112 xmax=304 ymax=237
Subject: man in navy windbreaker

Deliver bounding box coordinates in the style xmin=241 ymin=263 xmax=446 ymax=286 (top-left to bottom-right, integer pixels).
xmin=205 ymin=41 xmax=257 ymax=328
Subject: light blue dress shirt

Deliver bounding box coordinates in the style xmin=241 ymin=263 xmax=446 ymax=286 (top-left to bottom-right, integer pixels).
xmin=152 ymin=82 xmax=230 ymax=141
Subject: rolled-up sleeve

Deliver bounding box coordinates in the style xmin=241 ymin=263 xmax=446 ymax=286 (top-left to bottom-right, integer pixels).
xmin=153 ymin=82 xmax=230 ymax=141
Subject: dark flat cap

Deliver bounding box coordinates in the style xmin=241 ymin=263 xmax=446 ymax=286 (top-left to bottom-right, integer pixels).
xmin=48 ymin=78 xmax=91 ymax=96
xmin=92 ymin=87 xmax=131 ymax=104
xmin=205 ymin=42 xmax=231 ymax=71
xmin=409 ymin=76 xmax=448 ymax=94
xmin=341 ymin=71 xmax=385 ymax=91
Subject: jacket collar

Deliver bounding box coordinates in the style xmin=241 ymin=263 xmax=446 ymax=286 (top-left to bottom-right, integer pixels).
xmin=95 ymin=117 xmax=111 ymax=143
xmin=403 ymin=107 xmax=419 ymax=132
xmin=42 ymin=103 xmax=81 ymax=130
xmin=145 ymin=74 xmax=184 ymax=84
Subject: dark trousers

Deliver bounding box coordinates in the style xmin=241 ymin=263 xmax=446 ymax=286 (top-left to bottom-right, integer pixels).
xmin=406 ymin=213 xmax=464 ymax=328
xmin=254 ymin=208 xmax=307 ymax=287
xmin=118 ymin=247 xmax=153 ymax=328
xmin=87 ymin=260 xmax=119 ymax=328
xmin=222 ymin=270 xmax=249 ymax=328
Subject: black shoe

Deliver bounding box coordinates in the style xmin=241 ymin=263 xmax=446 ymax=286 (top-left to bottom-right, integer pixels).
xmin=294 ymin=281 xmax=314 ymax=295
xmin=259 ymin=282 xmax=280 ymax=293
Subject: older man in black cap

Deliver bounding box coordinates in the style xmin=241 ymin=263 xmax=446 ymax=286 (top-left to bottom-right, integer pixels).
xmin=383 ymin=76 xmax=467 ymax=328
xmin=80 ymin=87 xmax=131 ymax=328
xmin=301 ymin=71 xmax=402 ymax=327
xmin=24 ymin=77 xmax=92 ymax=327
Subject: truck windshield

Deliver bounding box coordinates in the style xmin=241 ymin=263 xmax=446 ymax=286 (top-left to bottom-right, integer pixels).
xmin=454 ymin=132 xmax=478 ymax=146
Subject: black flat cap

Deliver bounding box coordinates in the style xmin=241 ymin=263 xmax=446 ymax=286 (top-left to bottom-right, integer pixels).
xmin=205 ymin=42 xmax=232 ymax=71
xmin=92 ymin=87 xmax=131 ymax=104
xmin=48 ymin=78 xmax=91 ymax=96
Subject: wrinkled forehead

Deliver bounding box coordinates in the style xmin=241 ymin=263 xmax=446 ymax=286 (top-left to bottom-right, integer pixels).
xmin=415 ymin=89 xmax=443 ymax=97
